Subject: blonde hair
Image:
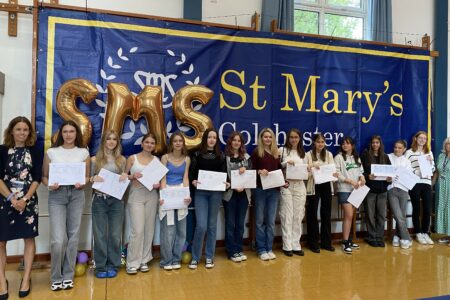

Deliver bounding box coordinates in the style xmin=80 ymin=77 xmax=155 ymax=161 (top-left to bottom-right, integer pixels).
xmin=256 ymin=128 xmax=279 ymax=158
xmin=94 ymin=130 xmax=126 ymax=174
xmin=442 ymin=137 xmax=450 ymax=154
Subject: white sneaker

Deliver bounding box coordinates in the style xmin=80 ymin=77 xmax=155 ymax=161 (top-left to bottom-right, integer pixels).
xmin=205 ymin=258 xmax=215 ymax=269
xmin=423 ymin=233 xmax=434 ymax=245
xmin=400 ymin=239 xmax=412 ymax=249
xmin=259 ymin=252 xmax=270 ymax=261
xmin=267 ymin=251 xmax=277 ymax=260
xmin=163 ymin=265 xmax=173 ymax=270
xmin=416 ymin=233 xmax=427 ymax=245
xmin=139 ymin=263 xmax=149 ymax=272
xmin=230 ymin=253 xmax=242 ymax=262
xmin=239 ymin=252 xmax=247 ymax=261
xmin=172 ymin=263 xmax=181 ymax=270
xmin=392 ymin=235 xmax=400 ymax=247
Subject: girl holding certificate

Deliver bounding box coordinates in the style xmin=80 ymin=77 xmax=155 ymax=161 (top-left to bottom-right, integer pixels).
xmin=0 ymin=116 xmax=41 ymax=298
xmin=223 ymin=131 xmax=252 ymax=262
xmin=159 ymin=132 xmax=191 ymax=270
xmin=90 ymin=130 xmax=126 ymax=278
xmin=334 ymin=136 xmax=365 ymax=254
xmin=124 ymin=133 xmax=160 ymax=274
xmin=435 ymin=137 xmax=450 ymax=245
xmin=360 ymin=135 xmax=391 ymax=247
xmin=189 ymin=128 xmax=226 ymax=269
xmin=405 ymin=131 xmax=435 ymax=245
xmin=278 ymin=128 xmax=307 ymax=257
xmin=387 ymin=140 xmax=413 ymax=249
xmin=305 ymin=133 xmax=337 ymax=253
xmin=42 ymin=120 xmax=90 ymax=291
xmin=251 ymin=128 xmax=283 ymax=261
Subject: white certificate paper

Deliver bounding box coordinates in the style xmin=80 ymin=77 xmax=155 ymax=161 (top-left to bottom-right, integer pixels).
xmin=92 ymin=168 xmax=130 ymax=200
xmin=312 ymin=164 xmax=337 ymax=185
xmin=371 ymin=164 xmax=395 ymax=177
xmin=160 ymin=187 xmax=190 ymax=210
xmin=286 ymin=163 xmax=309 ymax=180
xmin=418 ymin=155 xmax=433 ymax=177
xmin=137 ymin=158 xmax=168 ymax=191
xmin=394 ymin=166 xmax=420 ymax=190
xmin=347 ymin=185 xmax=370 ymax=209
xmin=197 ymin=170 xmax=227 ymax=191
xmin=49 ymin=162 xmax=86 ymax=186
xmin=260 ymin=169 xmax=285 ymax=190
xmin=231 ymin=170 xmax=256 ymax=189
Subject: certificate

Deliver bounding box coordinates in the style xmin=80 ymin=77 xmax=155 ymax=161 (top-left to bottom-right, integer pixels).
xmin=160 ymin=187 xmax=190 ymax=210
xmin=137 ymin=158 xmax=168 ymax=191
xmin=197 ymin=170 xmax=227 ymax=191
xmin=418 ymin=155 xmax=433 ymax=177
xmin=286 ymin=163 xmax=309 ymax=180
xmin=347 ymin=185 xmax=370 ymax=209
xmin=49 ymin=162 xmax=86 ymax=186
xmin=92 ymin=168 xmax=130 ymax=200
xmin=312 ymin=164 xmax=337 ymax=185
xmin=231 ymin=170 xmax=256 ymax=189
xmin=394 ymin=166 xmax=420 ymax=190
xmin=371 ymin=164 xmax=395 ymax=177
xmin=260 ymin=169 xmax=285 ymax=190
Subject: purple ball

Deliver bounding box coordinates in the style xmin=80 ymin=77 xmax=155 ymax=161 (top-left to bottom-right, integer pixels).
xmin=77 ymin=252 xmax=89 ymax=264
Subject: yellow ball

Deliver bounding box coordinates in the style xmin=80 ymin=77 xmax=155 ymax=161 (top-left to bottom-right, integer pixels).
xmin=181 ymin=251 xmax=192 ymax=264
xmin=75 ymin=263 xmax=87 ymax=276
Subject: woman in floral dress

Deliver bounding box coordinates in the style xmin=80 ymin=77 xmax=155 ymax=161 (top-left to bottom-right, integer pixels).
xmin=436 ymin=137 xmax=450 ymax=245
xmin=0 ymin=116 xmax=42 ymax=299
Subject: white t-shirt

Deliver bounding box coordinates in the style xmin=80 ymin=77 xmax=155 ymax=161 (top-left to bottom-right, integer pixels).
xmin=47 ymin=146 xmax=89 ymax=163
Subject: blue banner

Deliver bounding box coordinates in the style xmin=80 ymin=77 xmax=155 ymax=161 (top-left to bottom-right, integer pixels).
xmin=36 ymin=8 xmax=431 ymax=156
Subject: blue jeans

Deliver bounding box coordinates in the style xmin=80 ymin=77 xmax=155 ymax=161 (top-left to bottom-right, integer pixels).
xmin=223 ymin=192 xmax=248 ymax=257
xmin=254 ymin=188 xmax=280 ymax=254
xmin=92 ymin=194 xmax=124 ymax=273
xmin=159 ymin=212 xmax=187 ymax=267
xmin=191 ymin=190 xmax=222 ymax=261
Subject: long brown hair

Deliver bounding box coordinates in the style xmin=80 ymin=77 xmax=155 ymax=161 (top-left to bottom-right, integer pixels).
xmin=283 ymin=128 xmax=305 ymax=159
xmin=52 ymin=120 xmax=83 ymax=148
xmin=224 ymin=131 xmax=247 ymax=159
xmin=167 ymin=132 xmax=188 ymax=156
xmin=311 ymin=133 xmax=327 ymax=162
xmin=94 ymin=130 xmax=126 ymax=174
xmin=367 ymin=135 xmax=388 ymax=164
xmin=339 ymin=136 xmax=360 ymax=165
xmin=199 ymin=128 xmax=222 ymax=157
xmin=255 ymin=128 xmax=279 ymax=158
xmin=141 ymin=132 xmax=157 ymax=154
xmin=3 ymin=116 xmax=36 ymax=147
xmin=411 ymin=131 xmax=430 ymax=153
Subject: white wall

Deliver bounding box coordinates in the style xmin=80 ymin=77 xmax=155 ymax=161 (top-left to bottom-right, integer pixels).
xmin=0 ymin=0 xmax=436 ymax=256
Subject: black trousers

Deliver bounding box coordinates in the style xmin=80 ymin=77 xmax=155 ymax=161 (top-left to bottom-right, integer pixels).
xmin=306 ymin=183 xmax=332 ymax=248
xmin=409 ymin=183 xmax=432 ymax=234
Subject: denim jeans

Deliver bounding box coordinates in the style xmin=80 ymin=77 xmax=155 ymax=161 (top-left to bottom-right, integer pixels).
xmin=223 ymin=192 xmax=248 ymax=257
xmin=48 ymin=186 xmax=85 ymax=282
xmin=388 ymin=188 xmax=411 ymax=241
xmin=159 ymin=212 xmax=187 ymax=267
xmin=191 ymin=190 xmax=222 ymax=261
xmin=92 ymin=194 xmax=124 ymax=273
xmin=364 ymin=192 xmax=387 ymax=242
xmin=254 ymin=188 xmax=280 ymax=254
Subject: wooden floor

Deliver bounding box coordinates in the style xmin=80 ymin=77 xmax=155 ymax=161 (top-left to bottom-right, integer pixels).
xmin=4 ymin=239 xmax=450 ymax=300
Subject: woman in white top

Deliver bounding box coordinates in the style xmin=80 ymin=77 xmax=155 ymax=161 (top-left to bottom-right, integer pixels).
xmin=42 ymin=120 xmax=90 ymax=291
xmin=388 ymin=140 xmax=413 ymax=249
xmin=334 ymin=136 xmax=365 ymax=254
xmin=405 ymin=131 xmax=435 ymax=245
xmin=124 ymin=133 xmax=160 ymax=274
xmin=279 ymin=128 xmax=307 ymax=257
xmin=305 ymin=133 xmax=338 ymax=253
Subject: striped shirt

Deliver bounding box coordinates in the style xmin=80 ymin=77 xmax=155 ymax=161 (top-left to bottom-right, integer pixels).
xmin=405 ymin=149 xmax=435 ymax=185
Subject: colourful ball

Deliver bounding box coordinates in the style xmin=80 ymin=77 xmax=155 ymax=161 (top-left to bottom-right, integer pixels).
xmin=77 ymin=252 xmax=89 ymax=264
xmin=75 ymin=263 xmax=87 ymax=277
xmin=181 ymin=251 xmax=192 ymax=264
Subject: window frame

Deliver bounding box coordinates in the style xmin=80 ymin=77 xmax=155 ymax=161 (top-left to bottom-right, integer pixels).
xmin=294 ymin=0 xmax=369 ymax=40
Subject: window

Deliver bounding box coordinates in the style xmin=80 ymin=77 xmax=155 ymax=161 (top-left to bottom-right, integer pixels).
xmin=294 ymin=0 xmax=368 ymax=40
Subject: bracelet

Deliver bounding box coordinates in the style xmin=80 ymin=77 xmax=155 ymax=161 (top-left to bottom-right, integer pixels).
xmin=6 ymin=192 xmax=15 ymax=202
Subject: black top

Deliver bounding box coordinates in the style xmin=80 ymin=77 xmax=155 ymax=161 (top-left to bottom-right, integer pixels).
xmin=360 ymin=149 xmax=390 ymax=194
xmin=0 ymin=145 xmax=42 ymax=183
xmin=189 ymin=150 xmax=226 ymax=182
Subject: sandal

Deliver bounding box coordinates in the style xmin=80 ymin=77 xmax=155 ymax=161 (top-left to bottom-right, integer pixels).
xmin=50 ymin=281 xmax=63 ymax=291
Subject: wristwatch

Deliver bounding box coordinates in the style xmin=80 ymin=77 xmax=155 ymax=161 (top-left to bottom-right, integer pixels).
xmin=22 ymin=196 xmax=30 ymax=205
